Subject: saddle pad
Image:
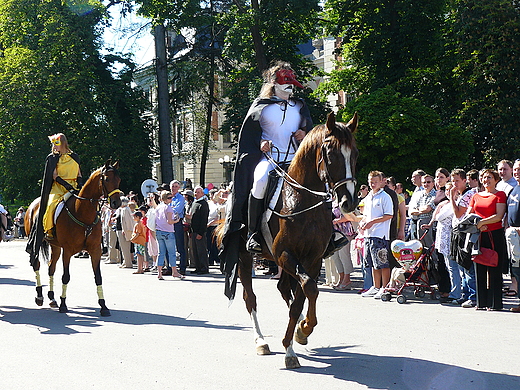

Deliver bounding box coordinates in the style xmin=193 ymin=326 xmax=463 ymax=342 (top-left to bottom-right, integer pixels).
xmin=54 ymin=201 xmax=65 ymax=225
xmin=54 ymin=192 xmax=74 ymax=224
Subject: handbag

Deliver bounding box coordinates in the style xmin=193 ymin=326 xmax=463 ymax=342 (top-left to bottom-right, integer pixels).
xmin=472 ymin=232 xmax=499 ymax=267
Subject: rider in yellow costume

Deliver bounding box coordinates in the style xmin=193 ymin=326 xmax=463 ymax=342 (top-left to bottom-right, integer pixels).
xmin=42 ymin=150 xmax=81 ymax=235
xmin=26 ymin=133 xmax=82 ymax=264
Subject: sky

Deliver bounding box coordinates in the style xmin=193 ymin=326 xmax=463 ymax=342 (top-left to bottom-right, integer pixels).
xmin=102 ymin=2 xmax=155 ymax=70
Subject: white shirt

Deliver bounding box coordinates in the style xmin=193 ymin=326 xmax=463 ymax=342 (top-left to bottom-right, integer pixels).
xmin=407 ymin=186 xmax=424 ymax=219
xmin=363 ymin=189 xmax=394 ymax=239
xmin=497 ymin=177 xmax=517 ymax=196
xmin=260 ymin=100 xmax=302 ymax=162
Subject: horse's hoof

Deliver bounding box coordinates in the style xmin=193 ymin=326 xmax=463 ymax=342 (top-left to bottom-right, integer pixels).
xmin=49 ymin=300 xmax=58 ymax=308
xmin=256 ymin=344 xmax=271 ymax=355
xmin=100 ymin=308 xmax=111 ymax=317
xmin=35 ymin=297 xmax=44 ymax=306
xmin=294 ymin=321 xmax=308 ymax=345
xmin=285 ymin=356 xmax=301 ymax=369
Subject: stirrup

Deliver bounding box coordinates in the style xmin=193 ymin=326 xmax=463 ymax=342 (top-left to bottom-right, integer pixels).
xmin=323 ymin=231 xmax=348 ymax=258
xmin=246 ymin=232 xmax=262 ymax=254
xmin=45 ymin=230 xmax=55 ymax=241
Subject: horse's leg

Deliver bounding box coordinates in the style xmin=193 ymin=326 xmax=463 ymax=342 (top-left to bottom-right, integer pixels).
xmin=277 ymin=250 xmax=320 ymax=369
xmin=238 ymin=251 xmax=270 ymax=355
xmin=282 ymin=285 xmax=306 ymax=369
xmin=92 ymin=256 xmax=111 ymax=317
xmin=47 ymin=247 xmax=61 ymax=308
xmin=33 ymin=260 xmax=44 ymax=306
xmin=293 ymin=264 xmax=319 ymax=346
xmin=59 ymin=254 xmax=71 ymax=313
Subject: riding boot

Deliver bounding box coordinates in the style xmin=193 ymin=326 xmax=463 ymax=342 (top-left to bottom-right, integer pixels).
xmin=246 ymin=195 xmax=265 ymax=254
xmin=322 ymin=230 xmax=349 ymax=259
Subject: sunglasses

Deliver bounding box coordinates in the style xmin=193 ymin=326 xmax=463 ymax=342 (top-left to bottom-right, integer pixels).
xmin=167 ymin=196 xmax=173 ymax=199
xmin=422 ymin=180 xmax=433 ymax=184
xmin=51 ymin=139 xmax=61 ymax=146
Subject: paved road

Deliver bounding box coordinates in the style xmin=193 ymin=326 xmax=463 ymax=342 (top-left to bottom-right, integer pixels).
xmin=1 ymin=239 xmax=519 ymax=390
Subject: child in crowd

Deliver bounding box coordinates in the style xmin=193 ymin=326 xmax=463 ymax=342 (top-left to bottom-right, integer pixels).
xmin=130 ymin=211 xmax=148 ymax=274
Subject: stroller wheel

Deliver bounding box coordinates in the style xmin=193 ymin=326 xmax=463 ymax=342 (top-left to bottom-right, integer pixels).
xmin=381 ymin=293 xmax=392 ymax=302
xmin=414 ymin=288 xmax=426 ymax=298
xmin=430 ymin=290 xmax=441 ymax=300
xmin=397 ymin=295 xmax=407 ymax=304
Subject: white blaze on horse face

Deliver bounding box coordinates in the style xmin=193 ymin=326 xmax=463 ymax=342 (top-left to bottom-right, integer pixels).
xmin=341 ymin=145 xmax=356 ymax=197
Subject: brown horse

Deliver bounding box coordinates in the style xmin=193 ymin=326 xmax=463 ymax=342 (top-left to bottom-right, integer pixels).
xmin=25 ymin=160 xmax=122 ymax=316
xmin=219 ymin=112 xmax=359 ymax=369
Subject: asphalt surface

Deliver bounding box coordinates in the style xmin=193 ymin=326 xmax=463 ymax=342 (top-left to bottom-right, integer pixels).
xmin=1 ymin=239 xmax=519 ymax=390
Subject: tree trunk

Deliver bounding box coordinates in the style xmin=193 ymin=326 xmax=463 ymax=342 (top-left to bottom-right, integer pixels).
xmin=154 ymin=23 xmax=174 ymax=184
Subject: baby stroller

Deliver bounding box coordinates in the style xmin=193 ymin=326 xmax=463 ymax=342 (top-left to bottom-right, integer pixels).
xmin=380 ymin=234 xmax=441 ymax=304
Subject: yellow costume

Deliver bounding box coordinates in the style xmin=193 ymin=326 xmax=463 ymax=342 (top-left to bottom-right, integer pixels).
xmin=42 ymin=153 xmax=80 ymax=234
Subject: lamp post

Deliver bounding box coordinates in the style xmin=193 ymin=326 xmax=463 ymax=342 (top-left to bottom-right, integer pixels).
xmin=218 ymin=155 xmax=234 ymax=184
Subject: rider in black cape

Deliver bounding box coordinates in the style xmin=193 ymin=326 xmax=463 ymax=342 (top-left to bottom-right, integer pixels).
xmin=219 ymin=62 xmax=313 ymax=300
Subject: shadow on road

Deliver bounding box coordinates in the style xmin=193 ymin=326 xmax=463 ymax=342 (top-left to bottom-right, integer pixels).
xmin=295 ymin=345 xmax=519 ymax=389
xmin=0 ymin=306 xmax=247 ymax=336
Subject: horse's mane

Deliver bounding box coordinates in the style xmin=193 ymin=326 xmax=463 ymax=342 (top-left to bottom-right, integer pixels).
xmin=290 ymin=121 xmax=355 ymax=170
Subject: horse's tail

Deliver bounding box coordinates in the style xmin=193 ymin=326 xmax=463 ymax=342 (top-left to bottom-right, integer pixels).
xmin=40 ymin=240 xmax=50 ymax=264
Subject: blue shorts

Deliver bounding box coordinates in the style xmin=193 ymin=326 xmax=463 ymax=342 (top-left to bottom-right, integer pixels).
xmin=363 ymin=237 xmax=390 ymax=270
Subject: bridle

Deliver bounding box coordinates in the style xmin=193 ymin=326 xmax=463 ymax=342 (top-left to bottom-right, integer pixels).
xmin=63 ymin=167 xmax=122 ymax=237
xmin=265 ymin=140 xmax=356 ymax=219
xmin=71 ymin=167 xmax=122 ymax=205
xmin=317 ymin=142 xmax=357 ymax=200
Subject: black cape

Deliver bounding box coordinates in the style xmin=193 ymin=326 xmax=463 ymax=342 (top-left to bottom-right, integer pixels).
xmin=219 ymin=96 xmax=313 ymax=300
xmin=26 ymin=152 xmax=80 ymax=267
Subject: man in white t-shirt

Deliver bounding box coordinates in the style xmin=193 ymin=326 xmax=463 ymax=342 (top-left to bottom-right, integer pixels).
xmin=497 ymin=159 xmax=517 ymax=196
xmin=360 ymin=171 xmax=394 ymax=298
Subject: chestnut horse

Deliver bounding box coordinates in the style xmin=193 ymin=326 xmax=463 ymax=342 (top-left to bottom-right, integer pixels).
xmin=25 ymin=160 xmax=122 ymax=316
xmin=220 ymin=112 xmax=358 ymax=369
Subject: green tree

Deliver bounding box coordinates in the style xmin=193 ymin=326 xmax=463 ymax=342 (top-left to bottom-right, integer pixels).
xmin=0 ymin=0 xmax=152 ymax=202
xmin=339 ymin=86 xmax=473 ymax=184
xmin=321 ymin=0 xmax=447 ymax=95
xmin=450 ymin=0 xmax=520 ymax=167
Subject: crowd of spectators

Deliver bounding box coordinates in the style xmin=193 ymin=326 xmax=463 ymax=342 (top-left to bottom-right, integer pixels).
xmin=97 ymin=180 xmax=229 ymax=280
xmin=4 ymin=159 xmax=520 ymax=313
xmin=327 ymin=159 xmax=520 ymax=313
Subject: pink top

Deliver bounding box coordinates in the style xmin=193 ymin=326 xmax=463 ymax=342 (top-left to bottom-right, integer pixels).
xmin=155 ymin=203 xmax=175 ymax=233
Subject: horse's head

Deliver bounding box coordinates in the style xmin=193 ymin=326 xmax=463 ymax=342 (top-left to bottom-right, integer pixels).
xmin=100 ymin=160 xmax=122 ymax=209
xmin=318 ymin=112 xmax=359 ymax=214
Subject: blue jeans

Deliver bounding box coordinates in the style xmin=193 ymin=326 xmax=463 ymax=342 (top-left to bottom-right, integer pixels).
xmin=445 ymin=254 xmax=462 ymax=300
xmin=459 ymin=263 xmax=476 ymax=301
xmin=156 ymin=230 xmax=177 ymax=268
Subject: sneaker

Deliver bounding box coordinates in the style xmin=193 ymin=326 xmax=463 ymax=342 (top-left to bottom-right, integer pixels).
xmin=373 ymin=289 xmax=384 ymax=299
xmin=361 ymin=286 xmax=380 ymax=297
xmin=461 ymin=299 xmax=476 ymax=308
xmin=449 ymin=298 xmax=464 ymax=306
